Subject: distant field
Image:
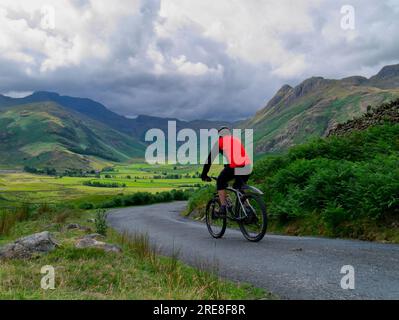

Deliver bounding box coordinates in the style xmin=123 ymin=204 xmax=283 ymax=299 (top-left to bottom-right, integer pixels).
xmin=0 ymin=163 xmax=222 ymax=207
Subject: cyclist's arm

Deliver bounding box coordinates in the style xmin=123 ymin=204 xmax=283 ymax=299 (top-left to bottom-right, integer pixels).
xmin=201 ymin=141 xmax=220 ymax=178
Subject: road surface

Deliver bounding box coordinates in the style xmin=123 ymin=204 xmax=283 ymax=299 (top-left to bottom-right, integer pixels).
xmin=107 ymin=201 xmax=399 ymax=300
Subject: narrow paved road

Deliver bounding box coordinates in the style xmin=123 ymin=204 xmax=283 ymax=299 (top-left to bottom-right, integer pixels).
xmin=107 ymin=201 xmax=399 ymax=300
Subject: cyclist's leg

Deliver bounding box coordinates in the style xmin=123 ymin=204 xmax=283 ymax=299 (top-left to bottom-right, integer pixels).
xmin=233 ymin=174 xmax=257 ymax=221
xmin=232 ymin=173 xmax=250 ymax=190
xmin=217 ymin=167 xmax=235 ymax=214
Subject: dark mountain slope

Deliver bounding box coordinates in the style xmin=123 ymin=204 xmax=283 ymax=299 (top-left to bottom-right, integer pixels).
xmin=0 ymin=92 xmax=233 ymax=140
xmin=242 ymin=64 xmax=399 ymax=153
xmin=0 ymin=102 xmax=145 ymax=170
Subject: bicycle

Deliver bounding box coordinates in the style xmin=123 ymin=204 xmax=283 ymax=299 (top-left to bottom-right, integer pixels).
xmin=205 ymin=177 xmax=267 ymax=242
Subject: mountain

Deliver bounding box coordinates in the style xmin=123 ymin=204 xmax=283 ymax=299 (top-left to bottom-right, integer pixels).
xmin=0 ymin=102 xmax=145 ymax=170
xmin=242 ymin=64 xmax=399 ymax=153
xmin=0 ymin=92 xmax=233 ymax=140
xmin=369 ymin=64 xmax=399 ymax=89
xmin=130 ymin=115 xmax=237 ymax=140
xmin=0 ymin=91 xmax=144 ymax=137
xmin=2 ymin=63 xmax=399 ymax=169
xmin=0 ymin=91 xmax=234 ymax=170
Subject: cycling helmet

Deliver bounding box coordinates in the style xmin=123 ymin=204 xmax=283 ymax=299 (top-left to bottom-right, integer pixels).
xmin=218 ymin=126 xmax=231 ymax=136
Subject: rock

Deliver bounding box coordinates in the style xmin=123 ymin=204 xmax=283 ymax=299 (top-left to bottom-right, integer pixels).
xmin=265 ymin=84 xmax=293 ymax=109
xmin=328 ymin=99 xmax=399 ymax=137
xmin=75 ymin=235 xmax=121 ymax=253
xmin=82 ymin=233 xmax=105 ymax=240
xmin=292 ymin=77 xmax=326 ymax=100
xmin=87 ymin=218 xmax=96 ymax=223
xmin=0 ymin=231 xmax=59 ymax=260
xmin=65 ymin=223 xmax=92 ymax=232
xmin=66 ymin=223 xmax=80 ymax=230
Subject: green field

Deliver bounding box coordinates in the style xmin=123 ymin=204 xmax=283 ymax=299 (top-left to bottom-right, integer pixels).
xmin=0 ymin=202 xmax=267 ymax=300
xmin=0 ymin=163 xmax=222 ymax=208
xmin=0 ymin=162 xmax=269 ymax=300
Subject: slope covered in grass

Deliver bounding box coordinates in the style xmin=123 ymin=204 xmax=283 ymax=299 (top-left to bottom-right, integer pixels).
xmin=242 ymin=64 xmax=399 ymax=154
xmin=0 ymin=102 xmax=145 ymax=170
xmin=0 ymin=205 xmax=267 ymax=300
xmin=188 ymin=101 xmax=399 ymax=242
xmin=251 ymin=117 xmax=399 ymax=241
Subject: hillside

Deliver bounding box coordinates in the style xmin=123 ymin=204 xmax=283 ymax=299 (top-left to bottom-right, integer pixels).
xmin=328 ymin=98 xmax=399 ymax=136
xmin=243 ymin=64 xmax=399 ymax=153
xmin=2 ymin=63 xmax=399 ymax=170
xmin=0 ymin=102 xmax=145 ymax=170
xmin=0 ymin=92 xmax=233 ymax=140
xmin=189 ymin=100 xmax=399 ymax=242
xmin=250 ymin=107 xmax=399 ymax=241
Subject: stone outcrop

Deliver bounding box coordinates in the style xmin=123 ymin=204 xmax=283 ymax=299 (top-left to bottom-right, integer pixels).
xmin=64 ymin=223 xmax=92 ymax=232
xmin=0 ymin=231 xmax=58 ymax=260
xmin=328 ymin=99 xmax=399 ymax=137
xmin=75 ymin=234 xmax=121 ymax=253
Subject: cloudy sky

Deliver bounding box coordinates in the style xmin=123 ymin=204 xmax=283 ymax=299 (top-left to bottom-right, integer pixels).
xmin=0 ymin=0 xmax=398 ymax=120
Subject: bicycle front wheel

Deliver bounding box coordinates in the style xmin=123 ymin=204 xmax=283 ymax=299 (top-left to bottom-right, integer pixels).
xmin=205 ymin=197 xmax=227 ymax=239
xmin=238 ymin=194 xmax=267 ymax=242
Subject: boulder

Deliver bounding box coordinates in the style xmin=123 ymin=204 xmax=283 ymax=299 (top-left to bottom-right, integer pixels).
xmin=64 ymin=223 xmax=92 ymax=233
xmin=75 ymin=235 xmax=121 ymax=253
xmin=0 ymin=231 xmax=59 ymax=260
xmin=328 ymin=99 xmax=399 ymax=137
xmin=83 ymin=233 xmax=106 ymax=240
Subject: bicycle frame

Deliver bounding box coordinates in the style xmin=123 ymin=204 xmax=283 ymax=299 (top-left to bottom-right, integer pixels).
xmin=207 ymin=177 xmax=267 ymax=242
xmin=225 ymin=187 xmax=254 ymax=221
xmin=210 ymin=176 xmax=262 ymax=221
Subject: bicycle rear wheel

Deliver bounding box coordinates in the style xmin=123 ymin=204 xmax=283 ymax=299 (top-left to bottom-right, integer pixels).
xmin=238 ymin=194 xmax=267 ymax=242
xmin=205 ymin=197 xmax=227 ymax=239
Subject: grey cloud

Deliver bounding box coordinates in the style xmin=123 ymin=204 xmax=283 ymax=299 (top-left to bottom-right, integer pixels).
xmin=0 ymin=0 xmax=398 ymax=121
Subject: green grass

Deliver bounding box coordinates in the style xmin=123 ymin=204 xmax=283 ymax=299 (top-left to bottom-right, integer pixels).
xmin=187 ymin=122 xmax=399 ymax=243
xmin=0 ymin=205 xmax=269 ymax=300
xmin=0 ymin=102 xmax=145 ymax=170
xmin=0 ymin=163 xmax=223 ymax=208
xmin=253 ymin=123 xmax=399 ymax=242
xmin=0 ymin=164 xmax=268 ymax=300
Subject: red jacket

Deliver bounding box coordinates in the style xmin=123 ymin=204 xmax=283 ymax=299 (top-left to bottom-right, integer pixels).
xmin=219 ymin=135 xmax=251 ymax=168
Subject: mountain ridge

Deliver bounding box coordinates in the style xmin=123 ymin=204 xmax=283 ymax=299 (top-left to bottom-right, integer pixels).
xmin=1 ymin=63 xmax=399 ymax=169
xmin=0 ymin=91 xmax=234 ymax=140
xmin=0 ymin=102 xmax=145 ymax=170
xmin=242 ymin=64 xmax=399 ymax=153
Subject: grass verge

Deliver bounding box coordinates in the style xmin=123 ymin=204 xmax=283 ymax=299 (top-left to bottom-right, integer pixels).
xmin=0 ymin=205 xmax=269 ymax=300
xmin=186 ymin=185 xmax=399 ymax=244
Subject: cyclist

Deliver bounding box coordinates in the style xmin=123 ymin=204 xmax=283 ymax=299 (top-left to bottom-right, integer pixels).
xmin=201 ymin=127 xmax=252 ymax=217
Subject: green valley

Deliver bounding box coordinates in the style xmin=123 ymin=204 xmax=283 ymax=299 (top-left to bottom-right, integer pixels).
xmin=1 ymin=64 xmax=399 ymax=244
xmin=0 ymin=163 xmax=224 ymax=209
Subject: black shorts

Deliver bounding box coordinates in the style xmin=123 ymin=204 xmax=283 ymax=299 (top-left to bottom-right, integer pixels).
xmin=216 ymin=166 xmax=250 ymax=191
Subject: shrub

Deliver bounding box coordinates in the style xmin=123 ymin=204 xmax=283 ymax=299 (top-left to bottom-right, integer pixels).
xmin=97 ymin=189 xmax=192 ymax=209
xmin=0 ymin=210 xmax=18 ymax=236
xmin=190 ymin=122 xmax=399 ymax=239
xmin=83 ymin=181 xmax=126 ymax=188
xmin=186 ymin=186 xmax=216 ymax=217
xmin=255 ymin=124 xmax=399 ymax=233
xmin=95 ymin=209 xmax=108 ymax=236
xmin=322 ymin=204 xmax=351 ymax=233
xmin=79 ymin=202 xmax=94 ymax=210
